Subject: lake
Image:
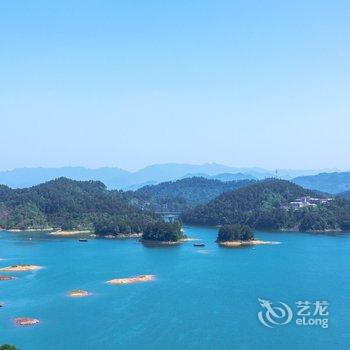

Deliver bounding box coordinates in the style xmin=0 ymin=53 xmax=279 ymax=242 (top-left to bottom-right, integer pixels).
xmin=1 ymin=226 xmax=350 ymax=349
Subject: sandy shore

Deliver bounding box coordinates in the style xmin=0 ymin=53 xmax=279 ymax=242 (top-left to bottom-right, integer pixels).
xmin=107 ymin=274 xmax=155 ymax=285
xmin=50 ymin=230 xmax=92 ymax=236
xmin=218 ymin=240 xmax=281 ymax=247
xmin=14 ymin=317 xmax=40 ymax=326
xmin=68 ymin=289 xmax=91 ymax=297
xmin=0 ymin=264 xmax=44 ymax=272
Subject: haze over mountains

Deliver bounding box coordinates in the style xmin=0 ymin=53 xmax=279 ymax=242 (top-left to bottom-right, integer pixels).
xmin=0 ymin=163 xmax=342 ymax=191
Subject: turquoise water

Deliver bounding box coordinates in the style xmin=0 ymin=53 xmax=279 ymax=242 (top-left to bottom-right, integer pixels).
xmin=1 ymin=226 xmax=350 ymax=350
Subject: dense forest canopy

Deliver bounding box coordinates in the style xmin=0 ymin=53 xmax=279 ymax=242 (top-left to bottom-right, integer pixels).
xmin=181 ymin=179 xmax=350 ymax=232
xmin=142 ymin=221 xmax=184 ymax=242
xmin=0 ymin=178 xmax=156 ymax=233
xmin=125 ymin=177 xmax=255 ymax=212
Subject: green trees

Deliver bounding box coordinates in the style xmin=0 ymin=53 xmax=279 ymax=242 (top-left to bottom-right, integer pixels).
xmin=182 ymin=179 xmax=350 ymax=232
xmin=0 ymin=178 xmax=155 ymax=233
xmin=142 ymin=221 xmax=184 ymax=242
xmin=217 ymin=224 xmax=254 ymax=242
xmin=128 ymin=177 xmax=255 ymax=212
xmin=0 ymin=345 xmax=20 ymax=350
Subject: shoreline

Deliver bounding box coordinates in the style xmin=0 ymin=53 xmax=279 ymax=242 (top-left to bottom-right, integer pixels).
xmin=6 ymin=228 xmax=54 ymax=232
xmin=140 ymin=238 xmax=192 ymax=246
xmin=217 ymin=239 xmax=281 ymax=247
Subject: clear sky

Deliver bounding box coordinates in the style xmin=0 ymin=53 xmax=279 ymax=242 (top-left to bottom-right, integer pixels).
xmin=0 ymin=1 xmax=349 ymax=171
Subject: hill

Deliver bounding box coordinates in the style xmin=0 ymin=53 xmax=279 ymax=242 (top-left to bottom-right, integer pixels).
xmin=293 ymin=172 xmax=350 ymax=194
xmin=181 ymin=179 xmax=350 ymax=232
xmin=338 ymin=190 xmax=350 ymax=200
xmin=0 ymin=178 xmax=155 ymax=233
xmin=126 ymin=177 xmax=255 ymax=212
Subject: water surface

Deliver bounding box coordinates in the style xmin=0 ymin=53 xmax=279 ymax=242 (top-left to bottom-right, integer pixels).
xmin=0 ymin=227 xmax=350 ymax=349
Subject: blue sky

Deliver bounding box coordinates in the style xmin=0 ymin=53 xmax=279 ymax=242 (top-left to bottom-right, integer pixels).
xmin=0 ymin=1 xmax=349 ymax=171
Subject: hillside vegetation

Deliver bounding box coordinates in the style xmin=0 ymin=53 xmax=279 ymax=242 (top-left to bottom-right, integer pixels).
xmin=126 ymin=177 xmax=255 ymax=212
xmin=182 ymin=179 xmax=350 ymax=232
xmin=0 ymin=178 xmax=156 ymax=233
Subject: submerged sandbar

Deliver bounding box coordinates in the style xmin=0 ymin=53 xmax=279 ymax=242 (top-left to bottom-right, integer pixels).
xmin=107 ymin=274 xmax=155 ymax=285
xmin=14 ymin=317 xmax=40 ymax=326
xmin=0 ymin=275 xmax=15 ymax=281
xmin=68 ymin=290 xmax=91 ymax=297
xmin=0 ymin=264 xmax=43 ymax=272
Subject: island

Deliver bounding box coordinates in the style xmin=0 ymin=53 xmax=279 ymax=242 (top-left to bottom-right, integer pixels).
xmin=216 ymin=224 xmax=279 ymax=247
xmin=0 ymin=265 xmax=43 ymax=272
xmin=140 ymin=221 xmax=185 ymax=245
xmin=14 ymin=317 xmax=40 ymax=326
xmin=107 ymin=274 xmax=155 ymax=285
xmin=68 ymin=289 xmax=91 ymax=297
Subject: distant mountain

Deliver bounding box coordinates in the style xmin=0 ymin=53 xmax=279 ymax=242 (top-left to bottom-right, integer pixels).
xmin=293 ymin=172 xmax=350 ymax=194
xmin=130 ymin=163 xmax=259 ymax=184
xmin=181 ymin=179 xmax=350 ymax=231
xmin=0 ymin=167 xmax=130 ymax=189
xmin=181 ymin=172 xmax=256 ymax=181
xmin=0 ymin=164 xmax=341 ymax=190
xmin=0 ymin=164 xmax=262 ymax=189
xmin=127 ymin=177 xmax=255 ymax=212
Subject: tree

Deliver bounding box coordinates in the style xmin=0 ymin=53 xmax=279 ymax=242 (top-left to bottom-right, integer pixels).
xmin=0 ymin=345 xmax=20 ymax=350
xmin=217 ymin=224 xmax=254 ymax=242
xmin=142 ymin=221 xmax=184 ymax=242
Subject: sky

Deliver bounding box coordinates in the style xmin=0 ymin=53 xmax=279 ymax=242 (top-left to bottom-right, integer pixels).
xmin=0 ymin=0 xmax=349 ymax=171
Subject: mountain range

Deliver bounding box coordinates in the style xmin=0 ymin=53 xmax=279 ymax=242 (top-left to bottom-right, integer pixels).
xmin=293 ymin=172 xmax=350 ymax=194
xmin=0 ymin=164 xmax=342 ymax=190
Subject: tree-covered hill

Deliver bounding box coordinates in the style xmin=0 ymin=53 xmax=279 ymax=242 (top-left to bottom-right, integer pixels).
xmin=181 ymin=179 xmax=350 ymax=232
xmin=0 ymin=178 xmax=156 ymax=233
xmin=338 ymin=190 xmax=350 ymax=201
xmin=126 ymin=177 xmax=255 ymax=212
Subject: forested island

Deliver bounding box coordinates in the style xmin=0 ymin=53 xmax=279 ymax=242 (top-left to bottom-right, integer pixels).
xmin=217 ymin=224 xmax=254 ymax=242
xmin=181 ymin=179 xmax=350 ymax=232
xmin=141 ymin=221 xmax=184 ymax=243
